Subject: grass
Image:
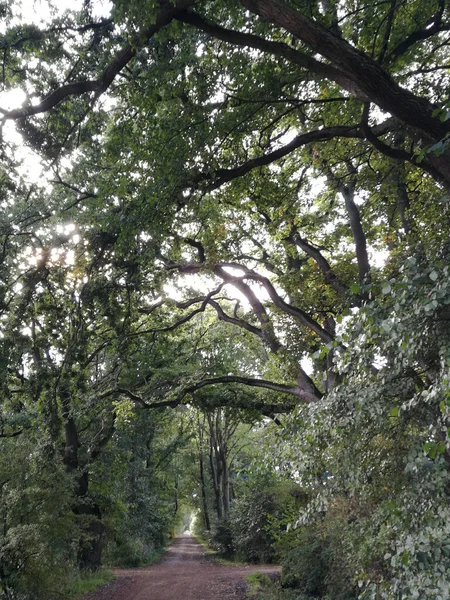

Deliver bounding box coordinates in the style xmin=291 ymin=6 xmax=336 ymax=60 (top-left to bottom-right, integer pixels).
xmin=191 ymin=533 xmax=217 ymax=556
xmin=216 ymin=554 xmax=249 ymax=566
xmin=67 ymin=570 xmax=115 ymax=598
xmin=245 ymin=572 xmax=272 ymax=598
xmin=66 ymin=546 xmax=166 ymax=598
xmin=140 ymin=546 xmax=167 ymax=567
xmin=245 ymin=573 xmax=308 ymax=600
xmin=191 ymin=533 xmax=249 ymax=566
xmin=103 ymin=542 xmax=168 ymax=568
xmin=247 ymin=572 xmax=272 ymax=586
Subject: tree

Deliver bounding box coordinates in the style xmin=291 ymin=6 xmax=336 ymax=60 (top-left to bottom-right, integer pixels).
xmin=98 ymin=406 xmax=192 ymax=567
xmin=2 ymin=0 xmax=450 ymax=402
xmin=1 ymin=1 xmax=450 ymax=597
xmin=267 ymin=257 xmax=450 ymax=599
xmin=0 ymin=426 xmax=75 ymax=598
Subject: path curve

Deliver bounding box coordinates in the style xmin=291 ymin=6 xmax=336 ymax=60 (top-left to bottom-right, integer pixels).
xmin=83 ymin=534 xmax=280 ymax=600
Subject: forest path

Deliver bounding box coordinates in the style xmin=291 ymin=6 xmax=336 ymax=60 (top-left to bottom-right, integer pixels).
xmin=84 ymin=534 xmax=280 ymax=600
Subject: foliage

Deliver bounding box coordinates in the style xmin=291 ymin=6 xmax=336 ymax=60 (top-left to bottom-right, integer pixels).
xmin=229 ymin=482 xmax=276 ymax=563
xmin=269 ymin=256 xmax=450 ymax=599
xmin=229 ymin=474 xmax=302 ymax=564
xmin=271 ymin=519 xmax=359 ymax=600
xmin=0 ymin=0 xmax=450 ymax=597
xmin=207 ymin=521 xmax=234 ymax=557
xmin=246 ymin=572 xmax=310 ymax=600
xmin=65 ymin=570 xmax=115 ymax=599
xmin=98 ymin=409 xmax=191 ymax=567
xmin=0 ymin=432 xmax=77 ymax=599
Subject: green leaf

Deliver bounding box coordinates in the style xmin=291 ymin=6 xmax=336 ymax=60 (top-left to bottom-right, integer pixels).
xmin=424 ymin=442 xmax=438 ymax=459
xmin=437 ymin=441 xmax=446 ymax=455
xmin=381 ymin=320 xmax=392 ymax=333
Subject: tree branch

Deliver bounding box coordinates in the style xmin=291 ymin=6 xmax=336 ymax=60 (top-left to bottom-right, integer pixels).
xmin=240 ymin=0 xmax=450 ymax=144
xmin=207 ymin=298 xmax=263 ymax=338
xmin=386 ymin=2 xmax=450 ymax=63
xmin=118 ymin=380 xmax=301 ymax=410
xmin=324 ymin=161 xmax=371 ymax=284
xmin=359 ymin=103 xmax=447 ymax=185
xmin=0 ymin=0 xmax=197 ymax=122
xmin=286 ymin=229 xmax=351 ymax=299
xmin=214 ymin=264 xmax=335 ymax=344
xmin=192 ymin=120 xmax=398 ymax=193
xmin=88 ymin=414 xmax=116 ymax=462
xmin=377 ymin=0 xmax=397 ymax=63
xmin=177 ymin=9 xmax=368 ymax=99
xmin=183 ymin=375 xmax=311 ymax=400
xmin=184 ymin=237 xmax=206 ymax=263
xmin=202 ymin=126 xmax=360 ymax=190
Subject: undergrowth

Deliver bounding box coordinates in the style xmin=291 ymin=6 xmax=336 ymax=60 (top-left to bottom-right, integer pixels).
xmin=66 ymin=570 xmax=115 ymax=598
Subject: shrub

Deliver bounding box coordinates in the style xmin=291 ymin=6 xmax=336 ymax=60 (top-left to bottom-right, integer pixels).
xmin=280 ymin=527 xmax=331 ymax=595
xmin=209 ymin=521 xmax=234 ymax=557
xmin=229 ymin=484 xmax=276 ymax=563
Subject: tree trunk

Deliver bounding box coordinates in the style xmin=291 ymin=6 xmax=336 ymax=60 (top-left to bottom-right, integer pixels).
xmin=199 ymin=449 xmax=211 ymax=530
xmin=74 ymin=470 xmax=105 ymax=570
xmin=324 ymin=316 xmax=339 ymax=392
xmin=75 ymin=503 xmax=106 ymax=571
xmin=197 ymin=417 xmax=212 ymax=530
xmin=222 ymin=455 xmax=230 ymax=519
xmin=209 ymin=434 xmax=223 ymax=521
xmin=60 ymin=381 xmax=105 ymax=570
xmin=240 ymin=0 xmax=450 ymax=141
xmin=339 ymin=181 xmax=371 ymax=284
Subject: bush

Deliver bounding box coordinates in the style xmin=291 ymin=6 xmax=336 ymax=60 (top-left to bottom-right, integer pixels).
xmin=269 ymin=500 xmax=358 ymax=600
xmin=280 ymin=527 xmax=330 ymax=595
xmin=0 ymin=436 xmax=78 ymax=599
xmin=229 ymin=485 xmax=275 ymax=563
xmin=103 ymin=536 xmax=158 ymax=567
xmin=228 ymin=475 xmax=306 ymax=564
xmin=209 ymin=521 xmax=234 ymax=557
xmin=266 ymin=258 xmax=450 ymax=599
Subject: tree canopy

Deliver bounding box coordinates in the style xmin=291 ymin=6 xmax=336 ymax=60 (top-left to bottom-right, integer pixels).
xmin=1 ymin=1 xmax=450 ymax=599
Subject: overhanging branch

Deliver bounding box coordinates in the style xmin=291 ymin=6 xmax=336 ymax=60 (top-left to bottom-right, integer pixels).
xmin=359 ymin=103 xmax=446 ymax=184
xmin=182 ymin=375 xmax=307 ymax=399
xmin=240 ymin=0 xmax=449 ymax=143
xmin=214 ymin=264 xmax=334 ymax=344
xmin=177 ymin=9 xmax=367 ymax=99
xmin=189 ymin=120 xmax=398 ymax=193
xmin=386 ymin=2 xmax=450 ymax=63
xmin=0 ymin=0 xmax=197 ymax=122
xmin=118 ymin=376 xmax=305 ymax=409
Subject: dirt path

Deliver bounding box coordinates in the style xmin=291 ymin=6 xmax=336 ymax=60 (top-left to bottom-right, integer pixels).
xmin=83 ymin=534 xmax=279 ymax=600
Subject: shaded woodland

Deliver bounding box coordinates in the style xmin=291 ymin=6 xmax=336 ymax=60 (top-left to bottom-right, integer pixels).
xmin=1 ymin=1 xmax=450 ymax=598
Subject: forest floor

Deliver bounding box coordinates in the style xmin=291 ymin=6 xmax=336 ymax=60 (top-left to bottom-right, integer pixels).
xmin=82 ymin=534 xmax=280 ymax=600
